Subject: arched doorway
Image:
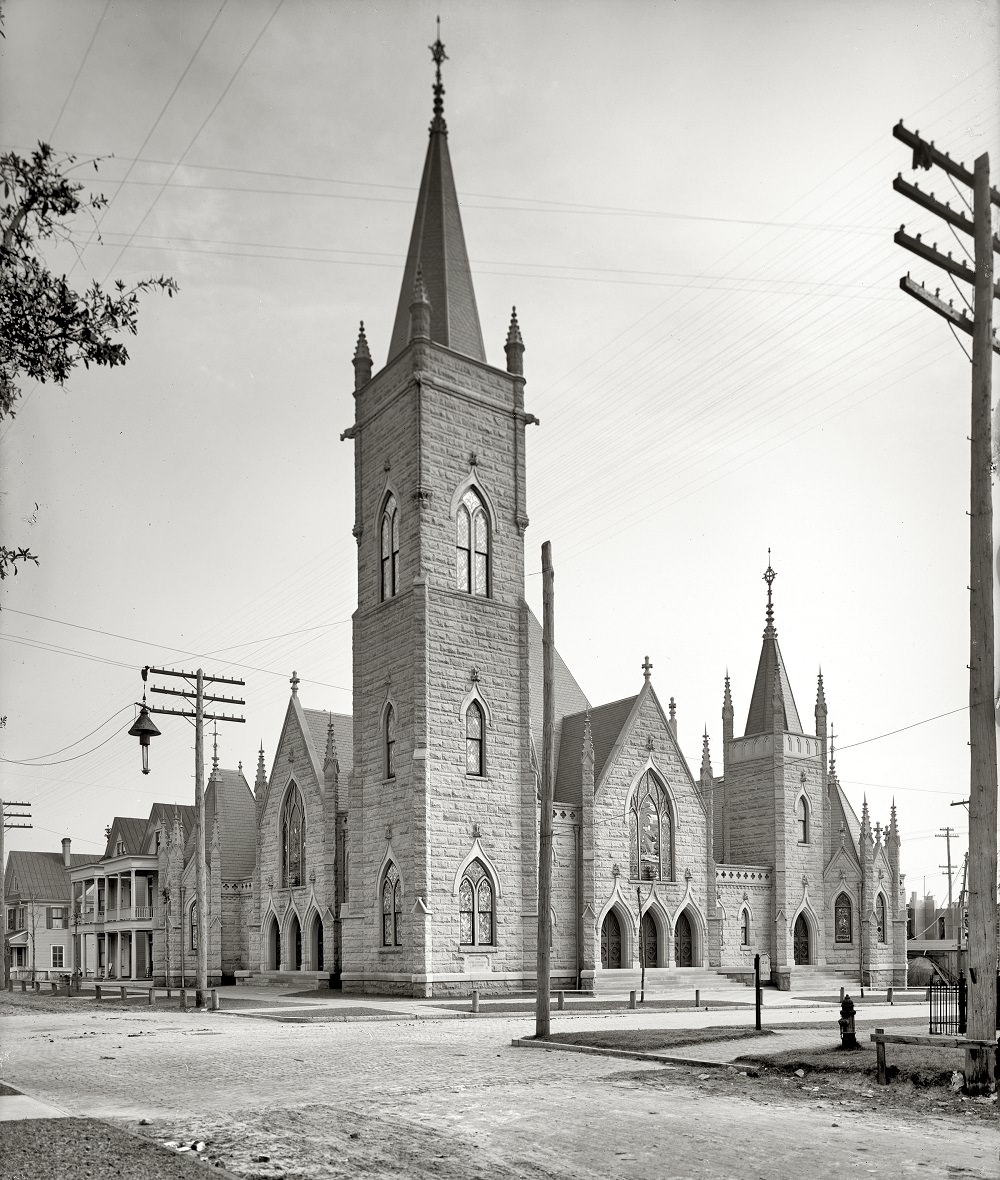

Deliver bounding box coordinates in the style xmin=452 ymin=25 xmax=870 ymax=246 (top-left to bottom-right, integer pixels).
xmin=674 ymin=911 xmax=693 ymax=967
xmin=265 ymin=914 xmax=280 ymax=970
xmin=640 ymin=911 xmax=658 ymax=967
xmin=289 ymin=914 xmax=302 ymax=971
xmin=310 ymin=913 xmax=324 ymax=971
xmin=601 ymin=911 xmax=622 ymax=969
xmin=793 ymin=913 xmax=810 ymax=964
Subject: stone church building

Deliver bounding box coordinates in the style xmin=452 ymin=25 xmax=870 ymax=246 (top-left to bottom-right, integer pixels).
xmin=249 ymin=41 xmax=908 ymax=996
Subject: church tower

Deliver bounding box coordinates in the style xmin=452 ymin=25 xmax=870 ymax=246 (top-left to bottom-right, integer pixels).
xmin=720 ymin=560 xmax=826 ymax=986
xmin=339 ymin=37 xmax=537 ymax=996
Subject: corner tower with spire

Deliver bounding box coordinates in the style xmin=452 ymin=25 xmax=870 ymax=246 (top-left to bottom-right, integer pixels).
xmin=340 ymin=33 xmax=538 ymax=997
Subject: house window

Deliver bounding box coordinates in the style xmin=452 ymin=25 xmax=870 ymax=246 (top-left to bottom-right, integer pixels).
xmin=739 ymin=907 xmax=750 ymax=947
xmin=877 ymin=894 xmax=887 ymax=943
xmin=48 ymin=907 xmax=67 ymax=930
xmin=456 ymin=488 xmax=489 ymax=595
xmin=380 ymin=494 xmax=400 ymax=601
xmin=7 ymin=908 xmax=18 ymax=931
xmin=466 ymin=701 xmax=484 ymax=776
xmin=629 ymin=771 xmax=672 ymax=881
xmin=190 ymin=902 xmax=198 ymax=950
xmin=385 ymin=706 xmax=396 ymax=779
xmin=115 ymin=840 xmax=125 ymax=855
xmin=459 ymin=859 xmax=494 ymax=946
xmin=51 ymin=945 xmax=65 ymax=969
xmin=12 ymin=947 xmax=25 ymax=968
xmin=796 ymin=796 xmax=809 ymax=843
xmin=381 ymin=863 xmax=402 ymax=947
xmin=834 ymin=893 xmax=852 ymax=943
xmin=282 ymin=783 xmax=306 ymax=887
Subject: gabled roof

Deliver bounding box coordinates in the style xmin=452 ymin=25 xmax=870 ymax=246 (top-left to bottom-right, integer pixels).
xmin=303 ymin=708 xmax=353 ymax=773
xmin=526 ymin=608 xmax=591 ymax=786
xmin=144 ymin=802 xmax=196 ymax=854
xmin=103 ymin=817 xmax=148 ymax=859
xmin=4 ymin=850 xmax=89 ymax=901
xmin=204 ymin=767 xmax=257 ymax=881
xmin=831 ymin=778 xmax=862 ymax=852
xmin=554 ymin=695 xmax=637 ymax=806
xmin=387 ymin=44 xmax=485 ymax=364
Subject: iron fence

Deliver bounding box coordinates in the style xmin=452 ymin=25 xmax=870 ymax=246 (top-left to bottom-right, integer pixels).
xmin=927 ymin=973 xmax=966 ymax=1035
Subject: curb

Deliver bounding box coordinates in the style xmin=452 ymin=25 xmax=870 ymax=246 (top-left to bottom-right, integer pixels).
xmin=510 ymin=1037 xmax=743 ymax=1071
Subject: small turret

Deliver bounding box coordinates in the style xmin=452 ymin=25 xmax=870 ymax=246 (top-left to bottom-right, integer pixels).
xmin=505 ymin=306 xmax=524 ymax=376
xmin=324 ymin=712 xmax=340 ymax=788
xmin=722 ymin=672 xmax=734 ymax=746
xmin=353 ymin=321 xmax=372 ymax=391
xmin=700 ymin=727 xmax=713 ymax=783
xmin=254 ymin=743 xmax=267 ymax=801
xmin=409 ymin=268 xmax=431 ymax=342
xmin=668 ymin=696 xmax=677 ymax=741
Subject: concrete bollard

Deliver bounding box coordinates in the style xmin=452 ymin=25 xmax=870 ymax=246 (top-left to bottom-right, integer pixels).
xmin=119 ymin=986 xmax=127 ymax=1001
xmin=210 ymin=989 xmax=219 ymax=1011
xmin=6 ymin=978 xmax=11 ymax=992
xmin=629 ymin=990 xmax=637 ymax=1010
xmin=471 ymin=989 xmax=479 ymax=1014
xmin=557 ymin=990 xmax=565 ymax=1011
xmin=840 ymin=986 xmax=845 ymax=1002
xmin=179 ymin=988 xmax=187 ymax=1010
xmin=95 ymin=985 xmax=103 ymax=1001
xmin=695 ymin=989 xmax=700 ymax=1009
xmin=166 ymin=988 xmax=172 ymax=999
xmin=148 ymin=988 xmax=155 ymax=1006
xmin=887 ymin=987 xmax=893 ymax=1006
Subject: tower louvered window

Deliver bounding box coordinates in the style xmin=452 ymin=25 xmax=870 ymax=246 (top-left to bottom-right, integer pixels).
xmin=380 ymin=494 xmax=399 ymax=600
xmin=459 ymin=859 xmax=494 ymax=946
xmin=282 ymin=783 xmax=306 ymax=888
xmin=629 ymin=772 xmax=672 ymax=881
xmin=456 ymin=488 xmax=489 ymax=596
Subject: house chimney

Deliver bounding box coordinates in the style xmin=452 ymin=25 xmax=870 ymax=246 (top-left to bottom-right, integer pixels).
xmin=62 ymin=837 xmax=71 ymax=868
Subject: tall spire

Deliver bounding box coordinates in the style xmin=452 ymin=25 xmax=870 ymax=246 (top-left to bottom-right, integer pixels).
xmin=744 ymin=555 xmax=803 ymax=736
xmin=387 ymin=29 xmax=486 ymax=363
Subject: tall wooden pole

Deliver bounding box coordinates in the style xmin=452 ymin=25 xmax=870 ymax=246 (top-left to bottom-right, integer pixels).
xmin=535 ymin=541 xmax=555 ymax=1039
xmin=965 ymin=151 xmax=997 ymax=1093
xmin=195 ymin=669 xmax=209 ymax=1009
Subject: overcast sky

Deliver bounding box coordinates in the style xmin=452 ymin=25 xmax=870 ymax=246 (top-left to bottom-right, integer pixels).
xmin=1 ymin=0 xmax=998 ymax=913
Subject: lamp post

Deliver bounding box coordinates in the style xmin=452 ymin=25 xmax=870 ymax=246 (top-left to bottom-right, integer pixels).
xmin=130 ymin=666 xmax=244 ymax=1010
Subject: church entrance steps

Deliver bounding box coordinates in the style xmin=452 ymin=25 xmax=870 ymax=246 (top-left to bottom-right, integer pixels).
xmin=251 ymin=970 xmax=333 ymax=990
xmin=592 ymin=968 xmax=756 ymax=999
xmin=788 ymin=966 xmax=864 ymax=995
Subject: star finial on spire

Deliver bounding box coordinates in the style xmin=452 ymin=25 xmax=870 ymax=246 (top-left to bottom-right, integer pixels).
xmin=429 ymin=18 xmax=448 ymax=134
xmin=763 ymin=549 xmax=777 ymax=632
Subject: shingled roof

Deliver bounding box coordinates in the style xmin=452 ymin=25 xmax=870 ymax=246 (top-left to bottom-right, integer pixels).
xmin=554 ymin=695 xmax=638 ymax=807
xmin=526 ymin=609 xmax=591 ymax=783
xmin=4 ymin=850 xmax=90 ymax=901
xmin=103 ymin=817 xmax=148 ymax=859
xmin=204 ymin=767 xmax=257 ymax=881
xmin=303 ymin=709 xmax=353 ymax=773
xmin=744 ymin=565 xmax=804 ymax=736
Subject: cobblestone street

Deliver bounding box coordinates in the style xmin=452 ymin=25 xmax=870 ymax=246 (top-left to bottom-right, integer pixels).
xmin=2 ymin=992 xmax=998 ymax=1178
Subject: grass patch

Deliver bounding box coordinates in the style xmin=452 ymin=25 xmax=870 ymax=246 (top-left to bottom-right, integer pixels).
xmin=543 ymin=1025 xmax=776 ymax=1052
xmin=737 ymin=1040 xmax=969 ymax=1087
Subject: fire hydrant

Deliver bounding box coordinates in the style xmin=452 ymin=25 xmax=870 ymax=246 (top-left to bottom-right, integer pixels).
xmin=838 ymin=994 xmax=857 ymax=1049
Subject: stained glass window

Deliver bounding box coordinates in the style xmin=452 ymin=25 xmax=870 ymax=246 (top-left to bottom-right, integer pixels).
xmin=382 ymin=863 xmax=402 ymax=947
xmin=835 ymin=893 xmax=852 ymax=943
xmin=457 ymin=489 xmax=489 ymax=596
xmin=385 ymin=706 xmax=396 ymax=780
xmin=797 ymin=796 xmax=809 ymax=843
xmin=282 ymin=784 xmax=306 ymax=887
xmin=459 ymin=859 xmax=494 ymax=946
xmin=380 ymin=495 xmax=399 ymax=601
xmin=630 ymin=772 xmax=671 ymax=881
xmin=876 ymin=893 xmax=886 ymax=943
xmin=466 ymin=701 xmax=484 ymax=776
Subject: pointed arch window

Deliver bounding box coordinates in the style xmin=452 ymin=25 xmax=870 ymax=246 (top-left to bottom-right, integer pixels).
xmin=458 ymin=859 xmax=494 ymax=946
xmin=629 ymin=771 xmax=673 ymax=881
xmin=466 ymin=701 xmax=484 ymax=776
xmin=796 ymin=796 xmax=809 ymax=844
xmin=380 ymin=494 xmax=399 ymax=601
xmin=282 ymin=783 xmax=306 ymax=888
xmin=189 ymin=901 xmax=198 ymax=951
xmin=876 ymin=893 xmax=887 ymax=943
xmin=739 ymin=907 xmax=750 ymax=947
xmin=835 ymin=892 xmax=852 ymax=943
xmin=381 ymin=862 xmax=402 ymax=947
xmin=385 ymin=706 xmax=396 ymax=780
xmin=457 ymin=488 xmax=489 ymax=596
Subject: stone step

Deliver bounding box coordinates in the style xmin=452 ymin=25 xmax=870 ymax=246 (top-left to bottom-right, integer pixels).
xmin=592 ymin=968 xmax=754 ymax=997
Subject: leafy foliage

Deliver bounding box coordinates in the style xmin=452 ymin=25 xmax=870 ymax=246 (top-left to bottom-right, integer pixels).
xmin=0 ymin=142 xmax=177 ymax=580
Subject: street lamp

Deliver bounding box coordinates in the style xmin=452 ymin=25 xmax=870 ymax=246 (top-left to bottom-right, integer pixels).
xmin=128 ymin=705 xmax=161 ymax=775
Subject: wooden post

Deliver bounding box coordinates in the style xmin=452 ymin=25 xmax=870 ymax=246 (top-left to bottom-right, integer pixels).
xmin=637 ymin=886 xmax=646 ymax=1004
xmin=966 ymin=151 xmax=998 ymax=1094
xmin=535 ymin=542 xmax=555 ymax=1040
xmin=195 ymin=670 xmax=209 ymax=1010
xmin=875 ymin=1028 xmax=887 ymax=1085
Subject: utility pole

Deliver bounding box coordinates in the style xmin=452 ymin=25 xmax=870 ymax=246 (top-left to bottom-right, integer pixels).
xmin=136 ymin=667 xmax=245 ymax=1009
xmin=535 ymin=542 xmax=555 ymax=1039
xmin=0 ymin=799 xmax=33 ymax=990
xmin=894 ymin=123 xmax=999 ymax=1093
xmin=937 ymin=826 xmax=956 ymax=935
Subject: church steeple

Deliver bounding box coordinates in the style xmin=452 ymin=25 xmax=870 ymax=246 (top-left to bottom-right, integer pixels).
xmin=744 ymin=554 xmax=804 ymax=736
xmin=387 ymin=29 xmax=486 ymax=364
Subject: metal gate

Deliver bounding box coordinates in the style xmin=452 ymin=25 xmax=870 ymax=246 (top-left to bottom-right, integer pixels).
xmin=928 ymin=974 xmax=966 ymax=1035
